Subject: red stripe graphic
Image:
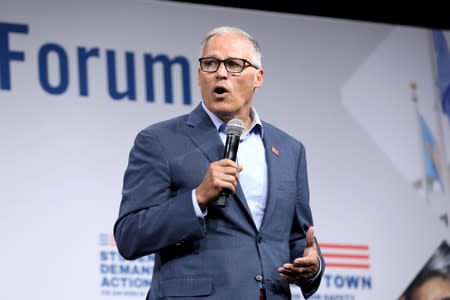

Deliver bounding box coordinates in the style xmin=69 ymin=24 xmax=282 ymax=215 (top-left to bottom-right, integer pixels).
xmin=322 ymin=253 xmax=369 ymax=259
xmin=110 ymin=234 xmax=116 ymax=247
xmin=325 ymin=263 xmax=370 ymax=269
xmin=319 ymin=243 xmax=370 ymax=270
xmin=320 ymin=243 xmax=369 ymax=250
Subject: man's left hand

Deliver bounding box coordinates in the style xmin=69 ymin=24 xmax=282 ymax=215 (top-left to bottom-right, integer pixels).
xmin=278 ymin=226 xmax=320 ymax=284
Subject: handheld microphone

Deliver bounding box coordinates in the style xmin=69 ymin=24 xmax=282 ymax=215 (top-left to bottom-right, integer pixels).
xmin=216 ymin=118 xmax=245 ymax=207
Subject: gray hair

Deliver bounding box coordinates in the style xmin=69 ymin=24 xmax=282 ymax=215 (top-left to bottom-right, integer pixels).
xmin=200 ymin=26 xmax=262 ymax=68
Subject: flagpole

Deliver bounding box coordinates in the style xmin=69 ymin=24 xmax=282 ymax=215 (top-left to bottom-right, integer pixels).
xmin=411 ymin=81 xmax=430 ymax=202
xmin=429 ymin=29 xmax=450 ymax=194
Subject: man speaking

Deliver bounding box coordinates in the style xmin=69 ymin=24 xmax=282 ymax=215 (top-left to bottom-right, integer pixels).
xmin=114 ymin=26 xmax=325 ymax=299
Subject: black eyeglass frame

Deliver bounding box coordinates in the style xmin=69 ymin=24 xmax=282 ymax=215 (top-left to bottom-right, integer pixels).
xmin=198 ymin=57 xmax=259 ymax=73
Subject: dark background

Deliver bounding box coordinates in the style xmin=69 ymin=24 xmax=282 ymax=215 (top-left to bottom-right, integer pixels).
xmin=166 ymin=1 xmax=450 ymax=30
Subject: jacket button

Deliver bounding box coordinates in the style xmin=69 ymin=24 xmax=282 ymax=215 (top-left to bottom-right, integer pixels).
xmin=255 ymin=274 xmax=263 ymax=282
xmin=257 ymin=236 xmax=262 ymax=243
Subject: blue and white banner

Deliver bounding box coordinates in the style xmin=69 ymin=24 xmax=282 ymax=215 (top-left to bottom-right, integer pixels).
xmin=1 ymin=1 xmax=449 ymax=299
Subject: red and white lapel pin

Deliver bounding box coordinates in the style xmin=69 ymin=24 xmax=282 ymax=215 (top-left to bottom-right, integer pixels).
xmin=271 ymin=145 xmax=280 ymax=157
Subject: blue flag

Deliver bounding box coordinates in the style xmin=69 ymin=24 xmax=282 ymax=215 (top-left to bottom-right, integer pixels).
xmin=432 ymin=29 xmax=450 ymax=122
xmin=419 ymin=114 xmax=444 ymax=191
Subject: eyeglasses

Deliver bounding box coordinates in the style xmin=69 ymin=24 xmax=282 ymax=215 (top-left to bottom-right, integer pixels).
xmin=198 ymin=57 xmax=259 ymax=73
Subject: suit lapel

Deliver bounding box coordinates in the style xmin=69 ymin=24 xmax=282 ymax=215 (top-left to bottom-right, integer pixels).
xmin=259 ymin=124 xmax=282 ymax=231
xmin=185 ymin=104 xmax=223 ymax=163
xmin=234 ymin=181 xmax=252 ymax=221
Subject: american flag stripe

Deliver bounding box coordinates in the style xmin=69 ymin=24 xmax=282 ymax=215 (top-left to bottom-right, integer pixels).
xmin=271 ymin=146 xmax=280 ymax=156
xmin=320 ymin=243 xmax=369 ymax=250
xmin=322 ymin=253 xmax=369 ymax=259
xmin=325 ymin=262 xmax=370 ymax=269
xmin=99 ymin=233 xmax=117 ymax=247
xmin=109 ymin=234 xmax=116 ymax=247
xmin=319 ymin=243 xmax=370 ymax=269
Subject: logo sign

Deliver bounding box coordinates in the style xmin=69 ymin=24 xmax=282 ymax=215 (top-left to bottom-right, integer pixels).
xmin=302 ymin=242 xmax=373 ymax=300
xmin=98 ymin=233 xmax=153 ymax=297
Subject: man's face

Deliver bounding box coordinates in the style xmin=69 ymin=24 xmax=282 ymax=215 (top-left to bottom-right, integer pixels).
xmin=197 ymin=33 xmax=264 ymax=122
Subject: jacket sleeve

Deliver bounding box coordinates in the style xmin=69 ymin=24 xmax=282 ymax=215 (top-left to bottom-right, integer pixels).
xmin=113 ymin=128 xmax=206 ymax=260
xmin=289 ymin=143 xmax=325 ymax=298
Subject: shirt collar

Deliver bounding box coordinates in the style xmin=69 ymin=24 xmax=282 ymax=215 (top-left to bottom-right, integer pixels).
xmin=201 ymin=101 xmax=264 ymax=138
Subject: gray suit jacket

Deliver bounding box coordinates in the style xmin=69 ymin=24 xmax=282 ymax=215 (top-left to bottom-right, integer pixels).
xmin=114 ymin=103 xmax=324 ymax=299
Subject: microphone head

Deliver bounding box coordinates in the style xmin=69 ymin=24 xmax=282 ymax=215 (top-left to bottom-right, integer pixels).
xmin=227 ymin=119 xmax=245 ymax=136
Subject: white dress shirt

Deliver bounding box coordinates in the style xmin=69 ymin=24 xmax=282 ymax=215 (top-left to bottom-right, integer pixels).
xmin=192 ymin=102 xmax=268 ymax=229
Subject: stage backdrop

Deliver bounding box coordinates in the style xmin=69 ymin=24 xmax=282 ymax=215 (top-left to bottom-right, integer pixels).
xmin=1 ymin=0 xmax=449 ymax=299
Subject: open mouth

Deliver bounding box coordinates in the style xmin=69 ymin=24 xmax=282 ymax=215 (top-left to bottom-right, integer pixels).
xmin=214 ymin=86 xmax=228 ymax=95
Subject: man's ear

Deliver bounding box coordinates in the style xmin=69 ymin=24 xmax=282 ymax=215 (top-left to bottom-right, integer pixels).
xmin=197 ymin=68 xmax=201 ymax=86
xmin=254 ymin=69 xmax=264 ymax=88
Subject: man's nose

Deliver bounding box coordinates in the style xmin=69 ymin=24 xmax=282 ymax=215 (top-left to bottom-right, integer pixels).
xmin=215 ymin=61 xmax=228 ymax=76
